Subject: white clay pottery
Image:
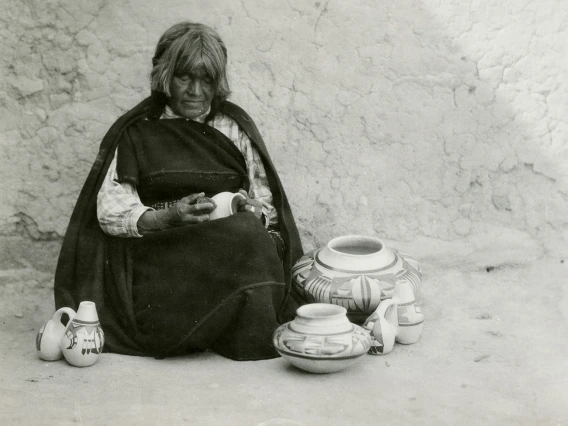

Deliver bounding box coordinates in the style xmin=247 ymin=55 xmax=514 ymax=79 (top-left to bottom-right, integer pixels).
xmin=209 ymin=191 xmax=246 ymax=221
xmin=36 ymin=307 xmax=76 ymax=361
xmin=292 ymin=235 xmax=422 ymax=322
xmin=272 ymin=303 xmax=371 ymax=373
xmin=362 ymin=281 xmax=425 ymax=355
xmin=363 ymin=299 xmax=399 ymax=355
xmin=392 ymin=278 xmax=424 ymax=345
xmin=60 ymin=301 xmax=104 ymax=367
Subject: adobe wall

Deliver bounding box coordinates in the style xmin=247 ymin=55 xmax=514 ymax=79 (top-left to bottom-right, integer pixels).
xmin=1 ymin=0 xmax=566 ymax=318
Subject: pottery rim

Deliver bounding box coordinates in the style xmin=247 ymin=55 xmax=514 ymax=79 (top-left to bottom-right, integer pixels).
xmin=73 ymin=301 xmax=99 ymax=322
xmin=229 ymin=192 xmax=246 ymax=215
xmin=316 ymin=234 xmax=396 ymax=276
xmin=327 ymin=235 xmax=384 ymax=257
xmin=291 ymin=303 xmax=353 ymax=335
xmin=296 ymin=303 xmax=346 ymax=319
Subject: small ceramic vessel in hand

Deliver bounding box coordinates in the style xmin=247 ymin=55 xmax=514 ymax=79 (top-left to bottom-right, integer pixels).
xmin=36 ymin=307 xmax=76 ymax=361
xmin=60 ymin=301 xmax=104 ymax=367
xmin=208 ymin=191 xmax=246 ymax=221
xmin=273 ymin=303 xmax=371 ymax=373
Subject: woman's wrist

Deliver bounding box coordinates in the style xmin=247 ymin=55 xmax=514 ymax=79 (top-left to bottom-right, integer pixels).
xmin=137 ymin=194 xmax=215 ymax=234
xmin=137 ymin=208 xmax=176 ymax=235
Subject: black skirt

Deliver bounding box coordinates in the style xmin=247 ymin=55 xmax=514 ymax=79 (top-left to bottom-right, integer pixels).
xmin=105 ymin=213 xmax=285 ymax=360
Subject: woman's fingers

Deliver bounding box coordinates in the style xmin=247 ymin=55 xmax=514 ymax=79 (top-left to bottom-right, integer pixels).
xmin=236 ymin=197 xmax=262 ymax=218
xmin=180 ymin=192 xmax=205 ymax=205
xmin=173 ymin=191 xmax=263 ymax=225
xmin=178 ymin=202 xmax=215 ymax=216
xmin=237 ymin=198 xmax=261 ymax=209
xmin=201 ymin=196 xmax=216 ymax=208
xmin=186 ymin=213 xmax=210 ymax=224
xmin=236 ymin=198 xmax=247 ymax=210
xmin=192 ymin=202 xmax=215 ymax=213
xmin=170 ymin=198 xmax=214 ymax=225
xmin=179 ymin=212 xmax=210 ymax=224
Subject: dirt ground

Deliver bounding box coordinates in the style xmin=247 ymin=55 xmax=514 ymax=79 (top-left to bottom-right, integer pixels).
xmin=1 ymin=259 xmax=566 ymax=426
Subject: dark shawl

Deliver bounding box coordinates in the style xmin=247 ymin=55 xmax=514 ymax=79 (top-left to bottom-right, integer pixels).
xmin=54 ymin=97 xmax=303 ymax=359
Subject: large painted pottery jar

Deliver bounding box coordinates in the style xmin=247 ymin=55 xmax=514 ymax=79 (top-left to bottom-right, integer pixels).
xmin=60 ymin=301 xmax=104 ymax=367
xmin=292 ymin=235 xmax=422 ymax=322
xmin=272 ymin=303 xmax=371 ymax=373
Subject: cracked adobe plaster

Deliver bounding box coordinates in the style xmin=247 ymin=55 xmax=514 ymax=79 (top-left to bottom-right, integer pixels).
xmin=0 ymin=0 xmax=567 ymax=316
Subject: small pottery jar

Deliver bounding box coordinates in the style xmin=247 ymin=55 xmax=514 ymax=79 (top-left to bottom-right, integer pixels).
xmin=362 ymin=286 xmax=425 ymax=356
xmin=209 ymin=192 xmax=246 ymax=220
xmin=391 ymin=278 xmax=424 ymax=345
xmin=292 ymin=235 xmax=422 ymax=322
xmin=60 ymin=301 xmax=104 ymax=367
xmin=272 ymin=303 xmax=371 ymax=373
xmin=362 ymin=298 xmax=399 ymax=355
xmin=36 ymin=307 xmax=76 ymax=361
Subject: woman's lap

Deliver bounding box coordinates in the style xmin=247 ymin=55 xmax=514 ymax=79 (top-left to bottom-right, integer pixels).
xmin=122 ymin=214 xmax=285 ymax=358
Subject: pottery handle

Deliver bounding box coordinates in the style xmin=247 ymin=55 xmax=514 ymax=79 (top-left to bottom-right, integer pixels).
xmin=377 ymin=298 xmax=398 ymax=327
xmin=52 ymin=307 xmax=76 ymax=325
xmin=364 ymin=298 xmax=398 ymax=355
xmin=377 ymin=299 xmax=398 ymax=354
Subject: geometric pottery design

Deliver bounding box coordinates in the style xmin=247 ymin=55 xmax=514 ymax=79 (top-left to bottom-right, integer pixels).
xmin=361 ymin=310 xmax=388 ymax=355
xmin=397 ymin=303 xmax=424 ymax=327
xmin=36 ymin=324 xmax=45 ymax=351
xmin=397 ymin=252 xmax=421 ymax=295
xmin=273 ymin=323 xmax=371 ymax=359
xmin=362 ymin=297 xmax=425 ymax=354
xmin=292 ymin=247 xmax=422 ymax=317
xmin=62 ymin=319 xmax=105 ymax=355
xmin=331 ymin=275 xmax=384 ymax=313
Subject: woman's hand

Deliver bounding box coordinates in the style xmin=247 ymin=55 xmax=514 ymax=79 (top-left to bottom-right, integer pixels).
xmin=170 ymin=193 xmax=216 ymax=225
xmin=137 ymin=192 xmax=216 ymax=234
xmin=236 ymin=189 xmax=263 ymax=220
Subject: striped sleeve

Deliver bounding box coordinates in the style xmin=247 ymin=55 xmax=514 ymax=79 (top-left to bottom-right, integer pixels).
xmin=96 ymin=149 xmax=152 ymax=237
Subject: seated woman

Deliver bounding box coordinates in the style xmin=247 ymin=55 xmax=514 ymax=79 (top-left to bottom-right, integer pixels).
xmin=54 ymin=22 xmax=303 ymax=360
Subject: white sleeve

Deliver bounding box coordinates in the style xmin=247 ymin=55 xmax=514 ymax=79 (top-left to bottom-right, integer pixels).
xmin=96 ymin=148 xmax=152 ymax=237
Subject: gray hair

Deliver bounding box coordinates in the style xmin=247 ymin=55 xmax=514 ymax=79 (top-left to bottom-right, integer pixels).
xmin=150 ymin=22 xmax=230 ymax=103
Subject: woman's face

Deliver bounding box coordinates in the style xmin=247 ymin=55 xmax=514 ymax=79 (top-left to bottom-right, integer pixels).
xmin=169 ymin=69 xmax=215 ymax=119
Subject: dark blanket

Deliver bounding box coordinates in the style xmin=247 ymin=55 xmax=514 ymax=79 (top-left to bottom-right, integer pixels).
xmin=116 ymin=118 xmax=249 ymax=203
xmin=54 ymin=98 xmax=304 ymax=360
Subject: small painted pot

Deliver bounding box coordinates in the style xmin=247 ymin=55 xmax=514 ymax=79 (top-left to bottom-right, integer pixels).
xmin=273 ymin=303 xmax=371 ymax=373
xmin=292 ymin=235 xmax=422 ymax=322
xmin=60 ymin=301 xmax=104 ymax=367
xmin=36 ymin=307 xmax=76 ymax=361
xmin=391 ymin=278 xmax=424 ymax=345
xmin=362 ymin=296 xmax=424 ymax=355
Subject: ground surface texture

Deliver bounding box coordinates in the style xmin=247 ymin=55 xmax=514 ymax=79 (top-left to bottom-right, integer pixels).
xmin=1 ymin=259 xmax=567 ymax=426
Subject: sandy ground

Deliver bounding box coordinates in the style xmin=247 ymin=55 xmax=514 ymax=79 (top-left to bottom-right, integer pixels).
xmin=1 ymin=259 xmax=567 ymax=426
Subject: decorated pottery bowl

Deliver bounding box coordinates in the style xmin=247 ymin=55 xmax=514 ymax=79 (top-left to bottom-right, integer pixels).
xmin=291 ymin=235 xmax=422 ymax=322
xmin=272 ymin=303 xmax=371 ymax=373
